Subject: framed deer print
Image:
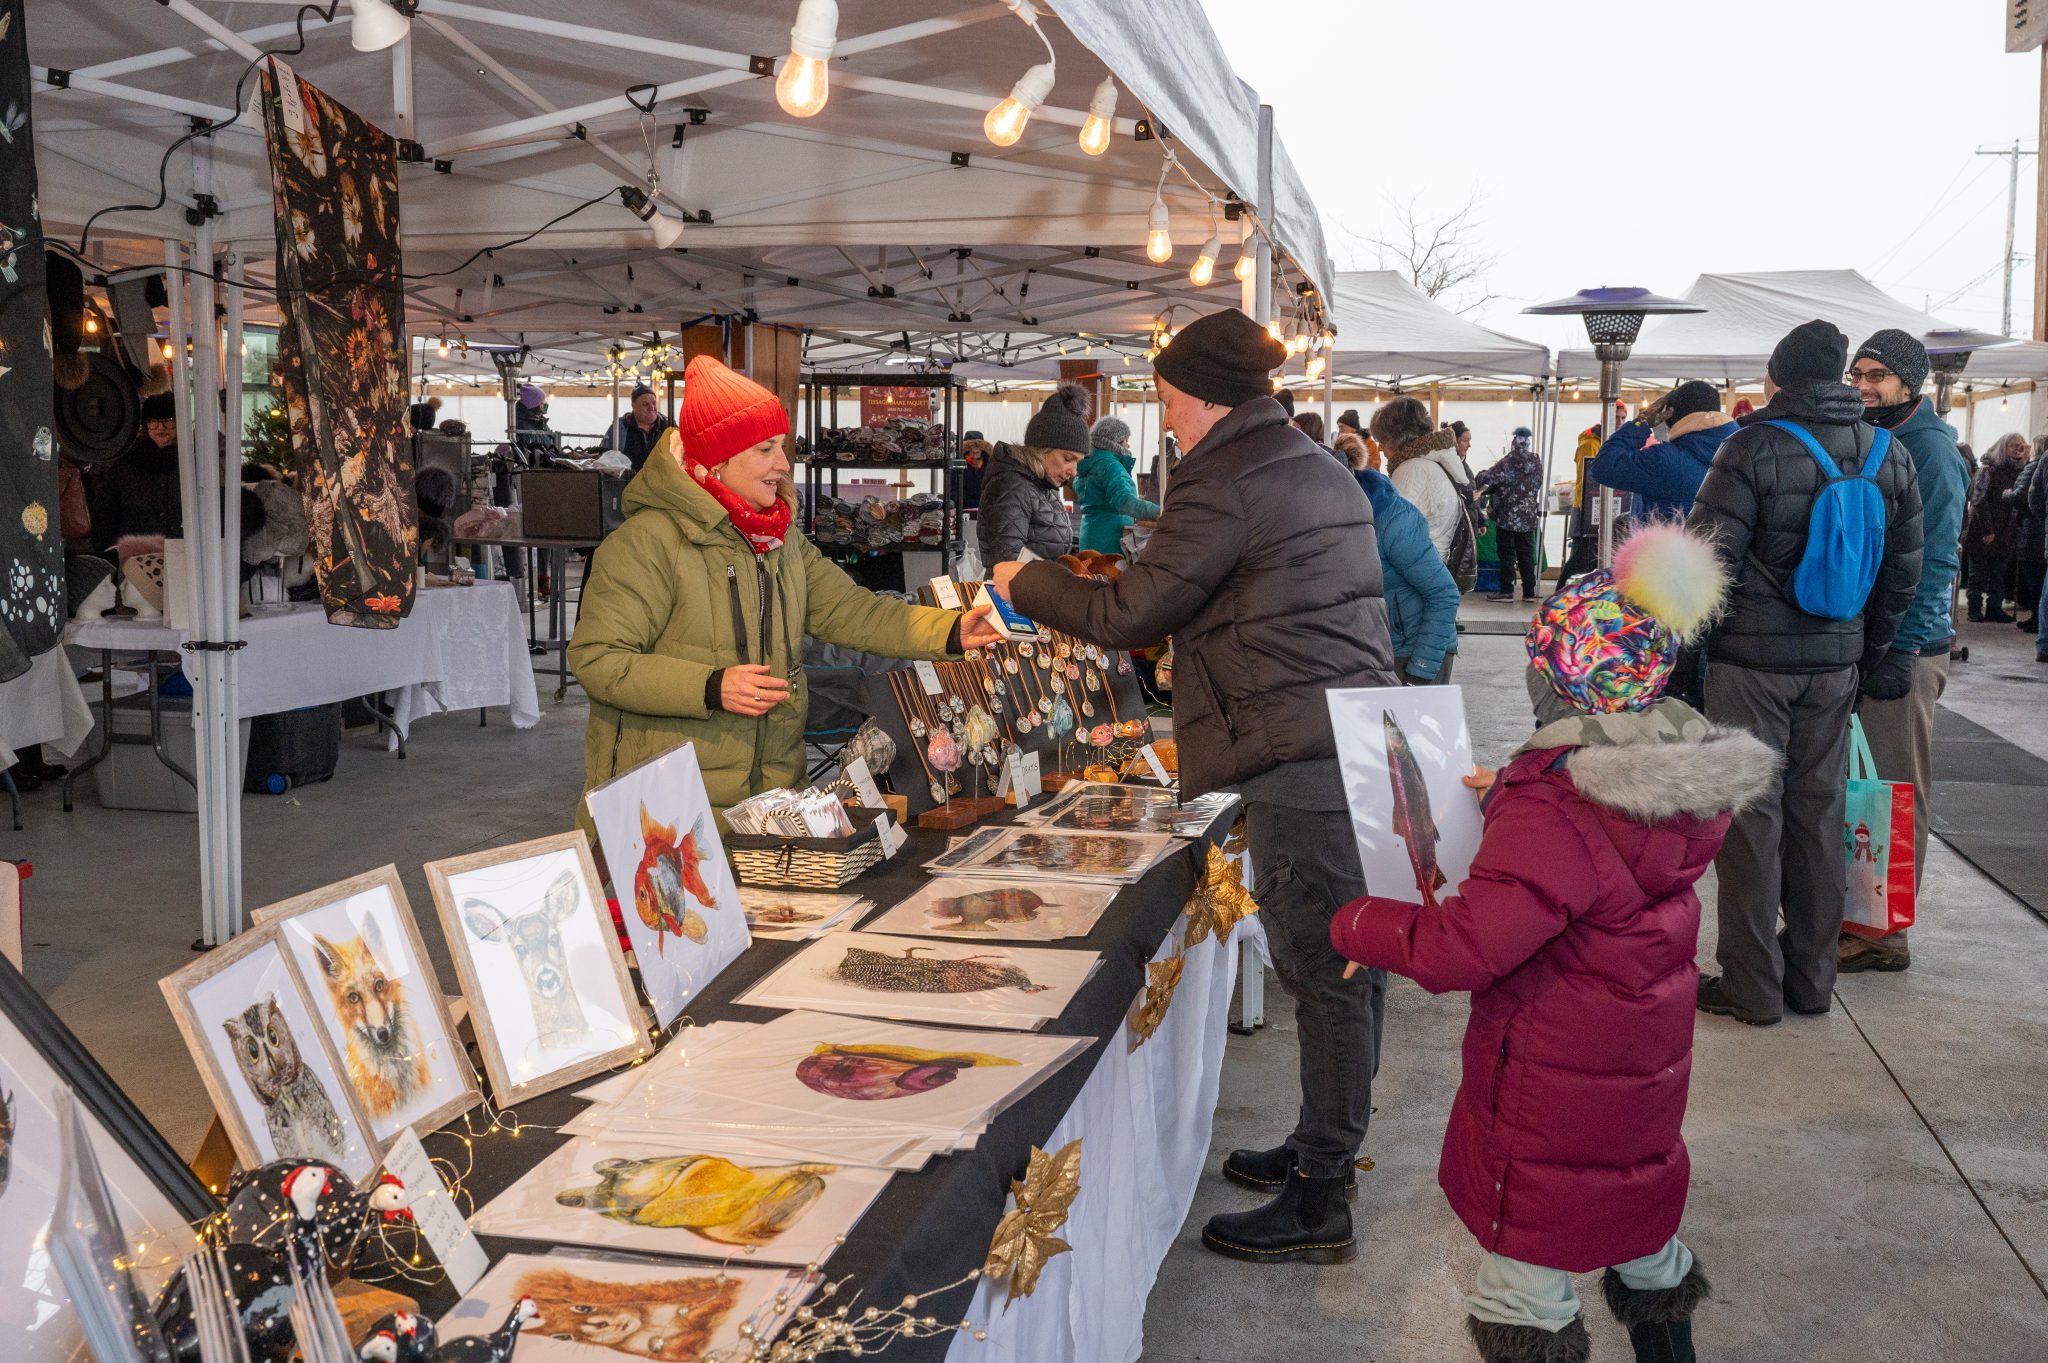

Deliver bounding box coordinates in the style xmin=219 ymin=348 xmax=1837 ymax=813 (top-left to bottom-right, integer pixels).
xmin=424 ymin=832 xmax=651 ymax=1105
xmin=252 ymin=866 xmax=481 ymax=1145
xmin=159 ymin=926 xmax=381 ymax=1182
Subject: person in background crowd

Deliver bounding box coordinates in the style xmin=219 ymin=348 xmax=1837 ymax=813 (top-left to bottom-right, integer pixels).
xmin=1337 ymin=408 xmax=1363 ymax=440
xmin=1730 ymin=397 xmax=1755 ymax=420
xmin=2030 ymin=446 xmax=2048 ymax=662
xmin=959 ymin=430 xmax=992 ymax=510
xmin=1587 ymin=380 xmax=1733 ymax=522
xmin=995 ymin=308 xmax=1397 ymax=1266
xmin=91 ymin=392 xmax=184 ymax=554
xmin=1474 ymin=426 xmax=1545 ymax=603
xmin=1374 ymin=397 xmax=1470 ymax=561
xmin=1345 ymin=434 xmax=1459 ymax=683
xmin=977 ymin=383 xmax=1088 ymax=565
xmin=606 ymin=383 xmax=675 ymax=473
xmin=1331 ymin=523 xmax=1769 ymax=1363
xmin=1559 ymin=420 xmax=1607 ymax=584
xmin=1072 ymin=415 xmax=1159 ymax=555
xmin=1687 ymin=320 xmax=1923 ymax=1027
xmin=511 ymin=382 xmax=559 ymax=459
xmin=1965 ymin=433 xmax=2026 ymax=622
xmin=2006 ymin=436 xmax=2045 ymax=631
xmin=1293 ymin=410 xmax=1328 ymax=446
xmin=1838 ymin=330 xmax=1969 ymax=976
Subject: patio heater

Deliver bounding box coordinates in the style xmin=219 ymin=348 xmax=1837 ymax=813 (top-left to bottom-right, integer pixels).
xmin=1525 ymin=288 xmax=1703 ymax=567
xmin=1924 ymin=330 xmax=1993 ymax=418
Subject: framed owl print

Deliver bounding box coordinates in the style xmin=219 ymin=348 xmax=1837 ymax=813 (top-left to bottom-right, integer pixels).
xmin=159 ymin=925 xmax=380 ymax=1183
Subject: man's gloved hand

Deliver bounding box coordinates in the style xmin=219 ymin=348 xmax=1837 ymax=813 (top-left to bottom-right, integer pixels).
xmin=1860 ymin=648 xmax=1916 ymax=701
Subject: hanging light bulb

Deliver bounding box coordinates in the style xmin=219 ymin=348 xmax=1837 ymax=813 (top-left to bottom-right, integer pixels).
xmin=84 ymin=315 xmax=99 ymax=334
xmin=1234 ymin=247 xmax=1256 ymax=283
xmin=1305 ymin=354 xmax=1326 ymax=381
xmin=437 ymin=334 xmax=450 ymax=357
xmin=1145 ymin=195 xmax=1173 ymax=264
xmin=160 ymin=340 xmax=174 ymax=360
xmin=1190 ymin=229 xmax=1221 ymax=288
xmin=985 ymin=61 xmax=1055 ymax=147
xmin=775 ymin=0 xmax=838 ymax=118
xmin=350 ymin=0 xmax=412 ymax=54
xmin=1078 ymin=77 xmax=1117 ymax=156
xmin=1265 ymin=319 xmax=1283 ymax=344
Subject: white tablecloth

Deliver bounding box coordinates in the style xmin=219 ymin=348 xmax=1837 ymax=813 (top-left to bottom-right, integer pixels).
xmin=60 ymin=582 xmax=542 ymax=742
xmin=944 ymin=915 xmax=1264 ymax=1363
xmin=0 ymin=648 xmax=95 ymax=766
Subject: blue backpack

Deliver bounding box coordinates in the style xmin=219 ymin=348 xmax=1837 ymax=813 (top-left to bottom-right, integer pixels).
xmin=1761 ymin=419 xmax=1894 ymax=622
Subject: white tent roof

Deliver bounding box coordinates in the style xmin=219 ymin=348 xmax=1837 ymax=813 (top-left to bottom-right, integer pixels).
xmin=1327 ymin=270 xmax=1550 ymax=380
xmin=1555 ymin=270 xmax=2008 ymax=382
xmin=29 ymin=0 xmax=1332 ymax=372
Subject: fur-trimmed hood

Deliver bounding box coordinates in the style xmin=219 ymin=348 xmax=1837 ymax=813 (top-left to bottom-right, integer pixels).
xmin=1386 ymin=427 xmax=1460 ymax=473
xmin=1667 ymin=409 xmax=1734 ymax=440
xmin=1515 ymin=698 xmax=1779 ymax=822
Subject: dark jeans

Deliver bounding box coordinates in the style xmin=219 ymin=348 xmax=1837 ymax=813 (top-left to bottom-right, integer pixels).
xmin=1705 ymin=661 xmax=1858 ymax=1017
xmin=1968 ymin=550 xmax=2011 ymax=614
xmin=1559 ymin=530 xmax=1600 ymax=587
xmin=2017 ymin=558 xmax=2045 ymax=620
xmin=1245 ymin=801 xmax=1388 ymax=1179
xmin=1495 ymin=528 xmax=1538 ymax=598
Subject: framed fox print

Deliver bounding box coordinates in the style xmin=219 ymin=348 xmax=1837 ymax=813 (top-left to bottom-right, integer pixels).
xmin=424 ymin=832 xmax=651 ymax=1106
xmin=252 ymin=866 xmax=481 ymax=1145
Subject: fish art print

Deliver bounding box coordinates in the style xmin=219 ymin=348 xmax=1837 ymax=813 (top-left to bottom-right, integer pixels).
xmin=794 ymin=1042 xmax=1018 ymax=1102
xmin=633 ymin=806 xmax=715 ymax=951
xmin=1383 ymin=711 xmax=1446 ymax=908
xmin=1327 ymin=686 xmax=1483 ymax=913
xmin=925 ymin=887 xmax=1046 ymax=933
xmin=554 ymin=1155 xmax=832 ymax=1246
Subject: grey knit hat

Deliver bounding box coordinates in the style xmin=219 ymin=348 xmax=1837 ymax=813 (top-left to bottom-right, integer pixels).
xmin=1024 ymin=382 xmax=1093 ymax=454
xmin=1090 ymin=416 xmax=1131 ymax=449
xmin=1853 ymin=329 xmax=1929 ymax=393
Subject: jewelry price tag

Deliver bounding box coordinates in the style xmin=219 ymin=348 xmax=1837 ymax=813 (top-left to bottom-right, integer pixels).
xmin=842 ymin=755 xmax=887 ymax=812
xmin=381 ymin=1127 xmax=488 ymax=1295
xmin=915 ymin=661 xmax=943 ymax=695
xmin=1138 ymin=743 xmax=1173 ymax=788
xmin=876 ymin=812 xmax=908 ymax=858
xmin=929 ymin=576 xmax=963 ymax=610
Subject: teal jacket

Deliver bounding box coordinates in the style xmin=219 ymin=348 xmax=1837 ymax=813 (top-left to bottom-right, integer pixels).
xmin=1073 ymin=446 xmax=1160 ymax=554
xmin=1881 ymin=398 xmax=1968 ymax=653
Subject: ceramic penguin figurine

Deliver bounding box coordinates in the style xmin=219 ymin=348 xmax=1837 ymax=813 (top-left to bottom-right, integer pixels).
xmin=432 ymin=1298 xmax=537 ymax=1363
xmin=358 ymin=1311 xmax=441 ymax=1362
xmin=224 ymin=1160 xmax=413 ymax=1273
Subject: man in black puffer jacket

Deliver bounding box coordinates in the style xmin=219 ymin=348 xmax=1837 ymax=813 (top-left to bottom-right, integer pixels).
xmin=1687 ymin=320 xmax=1924 ymax=1027
xmin=996 ymin=307 xmax=1397 ymax=1267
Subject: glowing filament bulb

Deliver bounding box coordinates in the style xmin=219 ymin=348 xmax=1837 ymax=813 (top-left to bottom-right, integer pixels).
xmin=1190 ymin=230 xmax=1221 ymax=287
xmin=1145 ymin=196 xmax=1173 ymax=264
xmin=1235 ymin=249 xmax=1256 ymax=283
xmin=984 ymin=61 xmax=1053 ymax=148
xmin=775 ymin=0 xmax=838 ymax=118
xmin=1265 ymin=319 xmax=1282 ymax=343
xmin=1079 ymin=77 xmax=1116 ymax=156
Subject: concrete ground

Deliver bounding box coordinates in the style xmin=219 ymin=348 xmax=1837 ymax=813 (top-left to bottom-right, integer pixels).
xmin=9 ymin=598 xmax=2048 ymax=1361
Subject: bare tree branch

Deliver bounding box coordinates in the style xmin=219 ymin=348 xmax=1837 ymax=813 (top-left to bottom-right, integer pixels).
xmin=1367 ymin=192 xmax=1500 ymax=315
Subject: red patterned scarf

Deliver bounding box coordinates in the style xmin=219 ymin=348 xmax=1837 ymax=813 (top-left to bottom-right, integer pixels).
xmin=686 ymin=457 xmax=792 ymax=553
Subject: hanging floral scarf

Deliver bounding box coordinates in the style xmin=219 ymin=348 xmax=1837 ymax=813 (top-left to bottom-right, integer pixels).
xmin=686 ymin=456 xmax=792 ymax=553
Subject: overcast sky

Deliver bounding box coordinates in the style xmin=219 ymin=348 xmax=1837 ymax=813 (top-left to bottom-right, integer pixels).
xmin=1199 ymin=0 xmax=2045 ymax=349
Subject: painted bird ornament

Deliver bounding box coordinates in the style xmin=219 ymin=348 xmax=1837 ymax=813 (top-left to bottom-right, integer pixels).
xmin=634 ymin=805 xmax=717 ymax=950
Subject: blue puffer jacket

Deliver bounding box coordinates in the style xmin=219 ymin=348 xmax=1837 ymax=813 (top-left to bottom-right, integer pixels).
xmin=1356 ymin=467 xmax=1459 ymax=681
xmin=1072 ymin=446 xmax=1160 ymax=554
xmin=1588 ymin=412 xmax=1735 ymax=521
xmin=1878 ymin=397 xmax=1968 ymax=653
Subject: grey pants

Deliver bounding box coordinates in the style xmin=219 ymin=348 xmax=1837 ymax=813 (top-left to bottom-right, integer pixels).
xmin=1856 ymin=653 xmax=1950 ymax=917
xmin=1705 ymin=662 xmax=1858 ymax=1017
xmin=1245 ymin=801 xmax=1388 ymax=1179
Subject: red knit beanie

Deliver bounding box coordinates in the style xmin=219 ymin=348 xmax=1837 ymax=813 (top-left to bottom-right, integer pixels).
xmin=678 ymin=355 xmax=790 ymax=466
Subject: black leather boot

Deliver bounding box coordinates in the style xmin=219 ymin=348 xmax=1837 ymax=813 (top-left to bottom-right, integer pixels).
xmin=1200 ymin=1169 xmax=1355 ymax=1263
xmin=1602 ymin=1260 xmax=1710 ymax=1363
xmin=1465 ymin=1315 xmax=1590 ymax=1362
xmin=1221 ymin=1144 xmax=1357 ymax=1200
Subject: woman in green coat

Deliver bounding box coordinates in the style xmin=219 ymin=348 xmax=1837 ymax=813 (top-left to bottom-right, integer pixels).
xmin=1072 ymin=416 xmax=1160 ymax=554
xmin=570 ymin=356 xmax=1000 ymax=820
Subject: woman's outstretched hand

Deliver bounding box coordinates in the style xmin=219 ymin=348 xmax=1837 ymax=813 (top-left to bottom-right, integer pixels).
xmin=720 ymin=663 xmax=790 ymax=716
xmin=958 ymin=599 xmax=1004 ymax=650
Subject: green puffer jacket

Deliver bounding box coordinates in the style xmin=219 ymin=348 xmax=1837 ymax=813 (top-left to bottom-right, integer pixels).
xmin=569 ymin=431 xmax=960 ymax=823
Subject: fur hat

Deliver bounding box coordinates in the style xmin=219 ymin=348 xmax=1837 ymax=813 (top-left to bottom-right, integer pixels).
xmin=1023 ymin=382 xmax=1092 ymax=455
xmin=1526 ymin=522 xmax=1729 ymax=714
xmin=140 ymin=392 xmax=177 ymax=423
xmin=1089 ymin=415 xmax=1131 ymax=449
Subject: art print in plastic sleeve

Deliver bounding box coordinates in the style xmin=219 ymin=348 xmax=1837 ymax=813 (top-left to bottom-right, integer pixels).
xmin=585 ymin=743 xmax=750 ymax=1029
xmin=735 ymin=888 xmax=866 ymax=940
xmin=922 ymin=825 xmax=1175 ymax=883
xmin=1326 ymin=685 xmax=1483 ymax=910
xmin=860 ymin=876 xmax=1117 ymax=942
xmin=734 ymin=932 xmax=1100 ymax=1030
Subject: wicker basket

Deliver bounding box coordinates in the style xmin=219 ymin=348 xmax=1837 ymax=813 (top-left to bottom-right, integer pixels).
xmin=727 ymin=808 xmax=886 ymax=889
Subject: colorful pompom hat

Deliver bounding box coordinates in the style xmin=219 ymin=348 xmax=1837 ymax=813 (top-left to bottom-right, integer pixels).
xmin=1526 ymin=522 xmax=1730 ymax=714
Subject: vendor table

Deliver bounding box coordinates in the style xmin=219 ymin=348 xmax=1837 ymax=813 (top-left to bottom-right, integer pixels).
xmin=57 ymin=582 xmax=542 ymax=804
xmin=0 ymin=647 xmax=94 ymax=764
xmin=453 ymin=535 xmax=599 ymax=702
xmin=422 ymin=809 xmax=1252 ymax=1363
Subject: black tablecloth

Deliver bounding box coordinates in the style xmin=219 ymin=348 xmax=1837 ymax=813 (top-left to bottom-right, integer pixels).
xmin=414 ymin=810 xmax=1221 ymax=1360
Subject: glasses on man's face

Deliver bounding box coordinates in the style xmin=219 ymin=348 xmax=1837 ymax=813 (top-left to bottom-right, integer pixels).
xmin=144 ymin=418 xmax=177 ymax=430
xmin=1847 ymin=366 xmax=1895 ymax=385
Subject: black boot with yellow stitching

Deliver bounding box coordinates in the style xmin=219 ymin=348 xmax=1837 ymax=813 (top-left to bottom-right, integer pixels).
xmin=1200 ymin=1168 xmax=1356 ymax=1264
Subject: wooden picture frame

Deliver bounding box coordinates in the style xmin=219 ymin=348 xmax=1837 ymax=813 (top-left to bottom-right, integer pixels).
xmin=158 ymin=924 xmax=382 ymax=1183
xmin=424 ymin=831 xmax=651 ymax=1105
xmin=250 ymin=865 xmax=482 ymax=1146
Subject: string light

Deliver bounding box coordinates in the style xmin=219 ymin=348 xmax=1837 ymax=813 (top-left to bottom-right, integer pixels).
xmin=1145 ymin=187 xmax=1173 ymax=264
xmin=84 ymin=315 xmax=99 ymax=334
xmin=1190 ymin=226 xmax=1220 ymax=289
xmin=1078 ymin=77 xmax=1116 ymax=156
xmin=985 ymin=0 xmax=1060 ymax=148
xmin=775 ymin=0 xmax=839 ymax=119
xmin=1234 ymin=247 xmax=1256 ymax=283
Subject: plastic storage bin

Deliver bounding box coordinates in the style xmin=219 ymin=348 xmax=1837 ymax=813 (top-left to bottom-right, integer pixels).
xmin=92 ymin=695 xmax=251 ymax=813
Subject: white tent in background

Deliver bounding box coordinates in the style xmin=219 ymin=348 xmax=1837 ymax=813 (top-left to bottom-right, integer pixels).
xmin=1327 ymin=270 xmax=1551 ymax=379
xmin=1555 ymin=270 xmax=2007 ymax=382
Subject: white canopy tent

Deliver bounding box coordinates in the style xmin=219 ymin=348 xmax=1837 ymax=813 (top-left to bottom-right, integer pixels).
xmin=1327 ymin=270 xmax=1551 ymax=381
xmin=27 ymin=0 xmax=1337 ymax=944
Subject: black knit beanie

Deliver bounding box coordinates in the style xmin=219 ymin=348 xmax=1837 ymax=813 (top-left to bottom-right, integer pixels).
xmin=1853 ymin=328 xmax=1929 ymax=393
xmin=1338 ymin=408 xmax=1362 ymax=431
xmin=140 ymin=392 xmax=177 ymax=422
xmin=1665 ymin=380 xmax=1722 ymax=422
xmin=1767 ymin=319 xmax=1848 ymax=388
xmin=1023 ymin=382 xmax=1093 ymax=454
xmin=1274 ymin=387 xmax=1296 ymax=417
xmin=1152 ymin=307 xmax=1288 ymax=408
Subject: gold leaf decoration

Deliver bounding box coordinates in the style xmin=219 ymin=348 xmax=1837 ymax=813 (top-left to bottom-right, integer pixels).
xmin=1128 ymin=942 xmax=1186 ymax=1050
xmin=1223 ymin=814 xmax=1248 ymax=857
xmin=1184 ymin=843 xmax=1258 ymax=947
xmin=982 ymin=1139 xmax=1083 ymax=1309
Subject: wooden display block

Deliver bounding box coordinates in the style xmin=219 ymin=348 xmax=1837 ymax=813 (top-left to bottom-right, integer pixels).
xmin=1041 ymin=771 xmax=1081 ymax=793
xmin=917 ymin=801 xmax=984 ymax=830
xmin=335 ymin=1281 xmax=419 ymax=1345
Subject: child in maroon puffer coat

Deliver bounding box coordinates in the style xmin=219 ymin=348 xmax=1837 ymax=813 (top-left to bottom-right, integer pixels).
xmin=1332 ymin=523 xmax=1778 ymax=1363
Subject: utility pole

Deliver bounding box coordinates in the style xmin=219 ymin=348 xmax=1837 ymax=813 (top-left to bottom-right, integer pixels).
xmin=1978 ymin=139 xmax=2036 ymax=335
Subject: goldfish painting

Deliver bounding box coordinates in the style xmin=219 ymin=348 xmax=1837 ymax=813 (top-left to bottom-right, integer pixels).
xmin=795 ymin=1042 xmax=1017 ymax=1102
xmin=924 ymin=887 xmax=1046 ymax=934
xmin=634 ymin=806 xmax=716 ymax=952
xmin=1384 ymin=710 xmax=1446 ymax=909
xmin=554 ymin=1155 xmax=834 ymax=1246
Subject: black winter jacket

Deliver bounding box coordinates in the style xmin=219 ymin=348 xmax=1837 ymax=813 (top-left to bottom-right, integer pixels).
xmin=1009 ymin=397 xmax=1397 ymax=796
xmin=89 ymin=437 xmax=185 ymax=554
xmin=2012 ymin=456 xmax=2046 ymax=565
xmin=1687 ymin=382 xmax=1924 ymax=674
xmin=2025 ymin=454 xmax=2048 ymax=565
xmin=976 ymin=446 xmax=1073 ymax=565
